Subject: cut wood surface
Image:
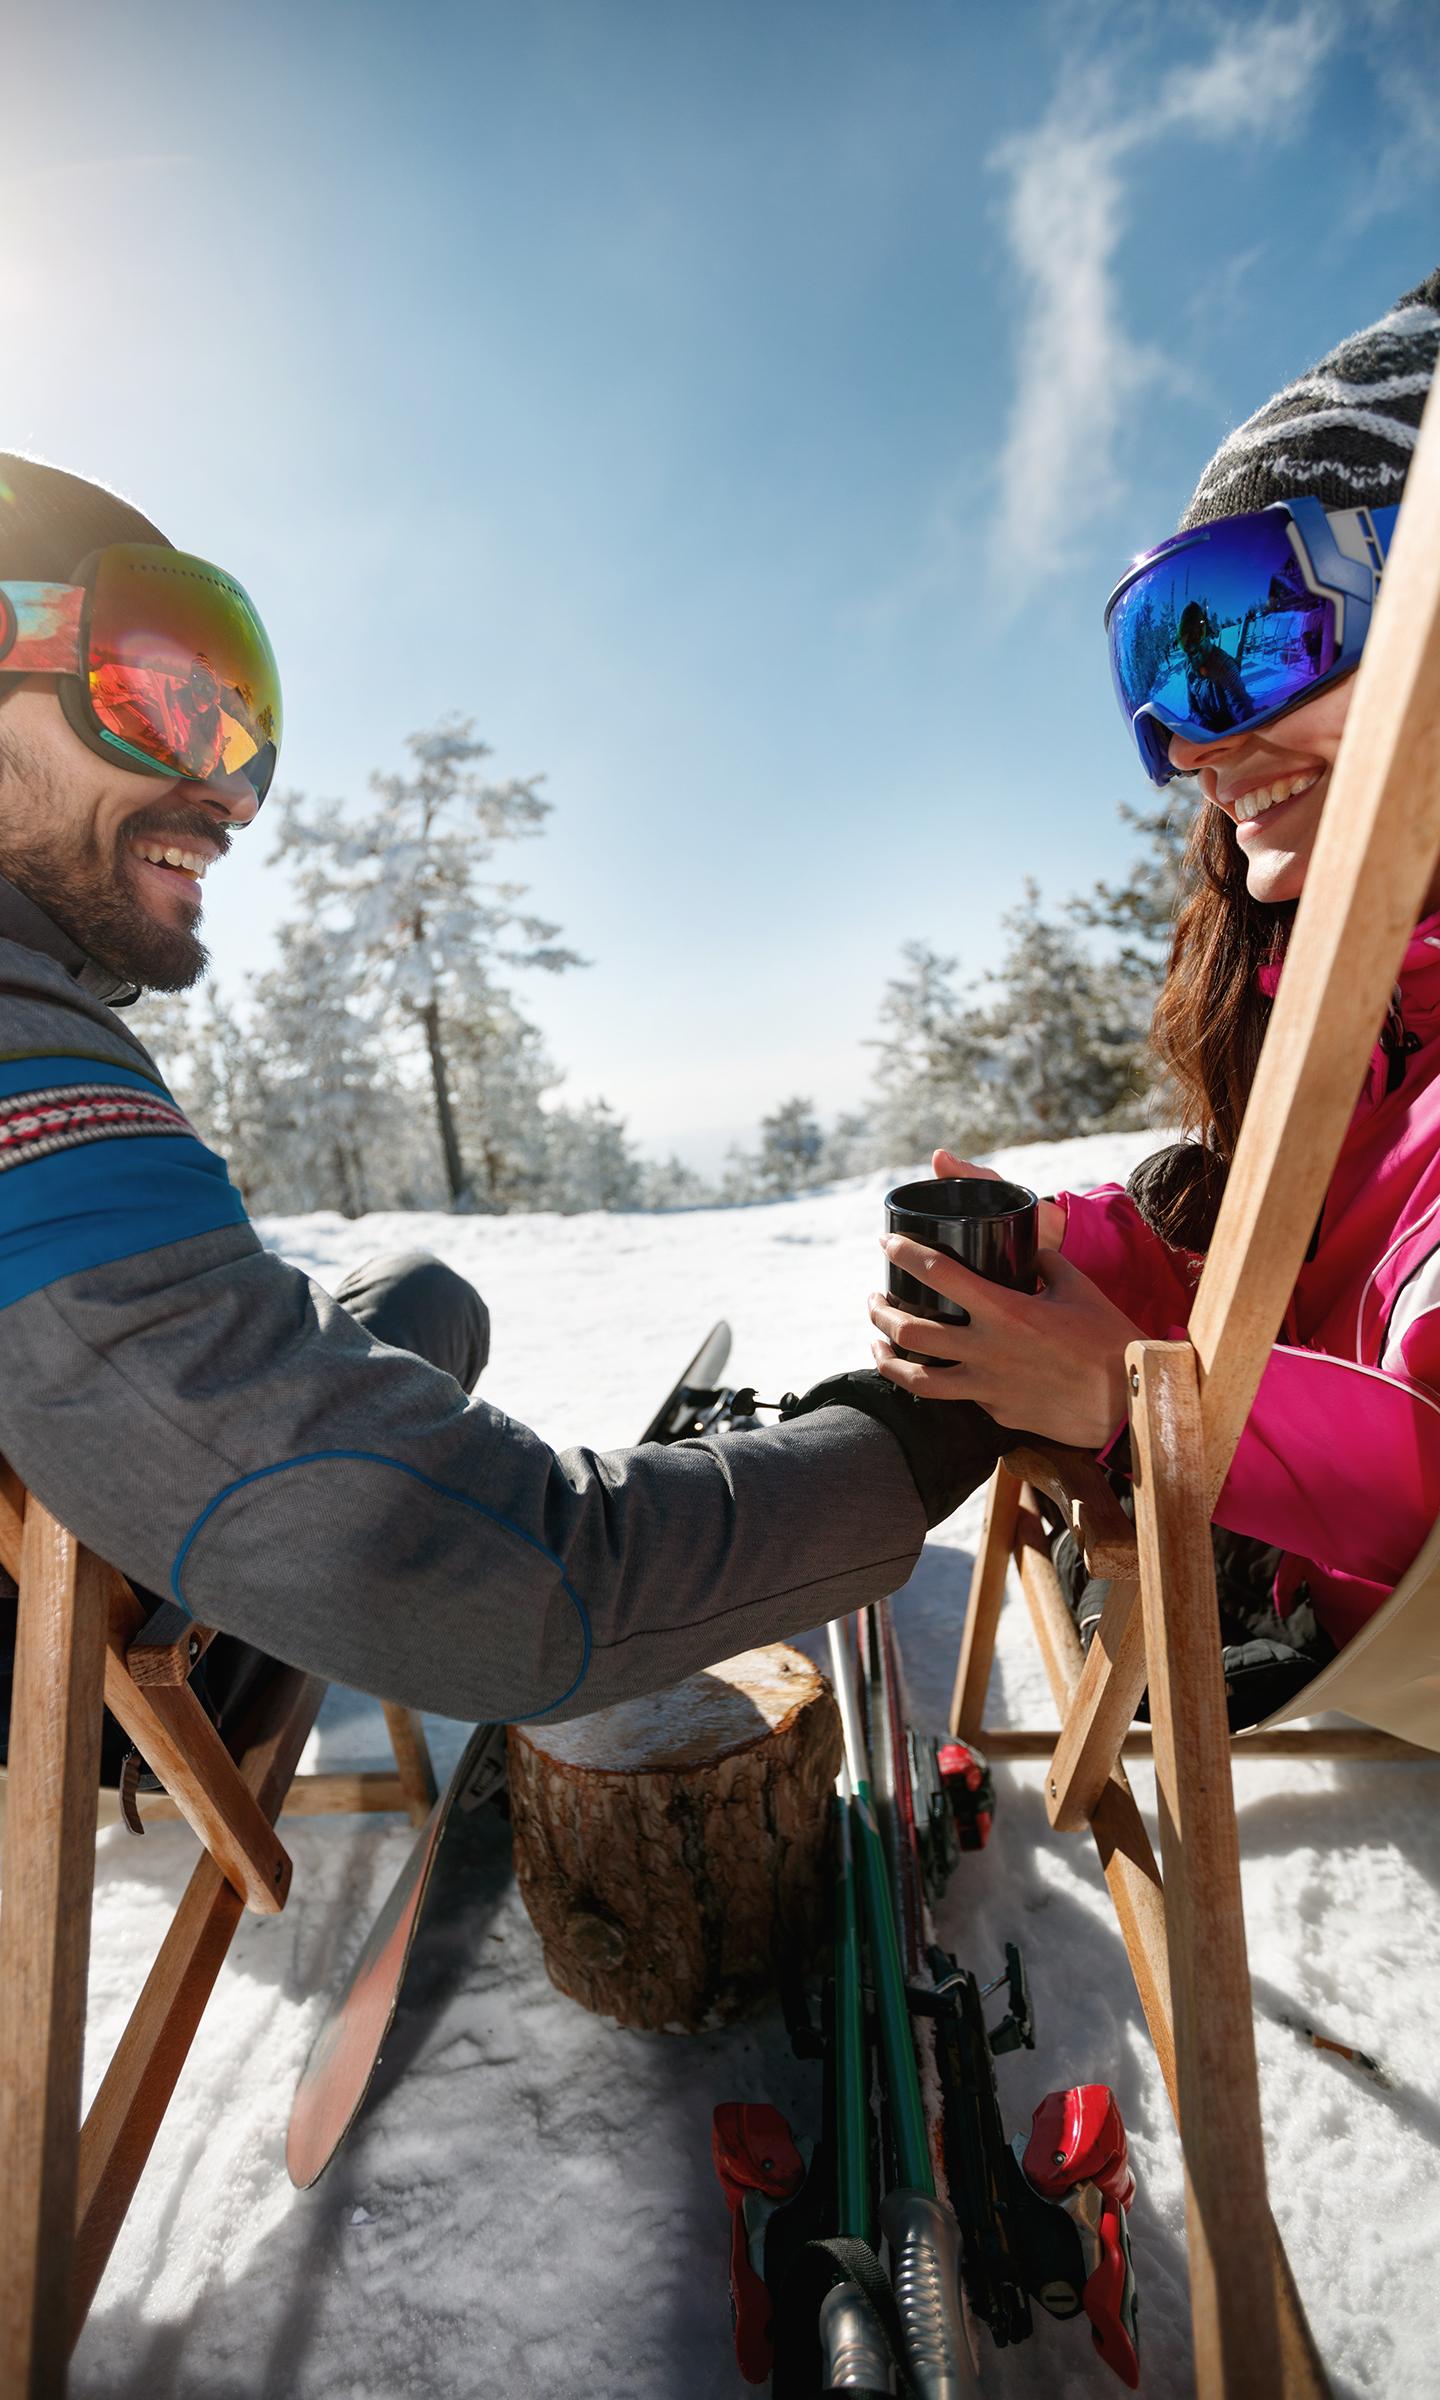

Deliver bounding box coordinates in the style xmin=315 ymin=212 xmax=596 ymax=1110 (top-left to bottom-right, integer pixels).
xmin=508 ymin=1644 xmax=840 ymax=2032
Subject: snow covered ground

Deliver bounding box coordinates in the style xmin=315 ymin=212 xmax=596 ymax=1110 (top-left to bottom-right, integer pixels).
xmin=67 ymin=1132 xmax=1440 ymax=2400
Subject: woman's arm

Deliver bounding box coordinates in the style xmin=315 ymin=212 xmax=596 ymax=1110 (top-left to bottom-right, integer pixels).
xmin=871 ymin=1172 xmax=1440 ymax=1605
xmin=868 ymin=1174 xmax=1195 ymax=1449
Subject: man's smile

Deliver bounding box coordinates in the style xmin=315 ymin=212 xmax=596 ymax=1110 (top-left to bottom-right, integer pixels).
xmin=128 ymin=835 xmax=215 ymax=885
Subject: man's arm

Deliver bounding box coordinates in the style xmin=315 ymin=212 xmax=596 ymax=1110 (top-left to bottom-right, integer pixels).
xmin=0 ymin=978 xmax=926 ymax=1721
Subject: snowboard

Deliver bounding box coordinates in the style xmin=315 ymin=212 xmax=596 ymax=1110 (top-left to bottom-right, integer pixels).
xmin=286 ymin=1321 xmax=734 ymax=2189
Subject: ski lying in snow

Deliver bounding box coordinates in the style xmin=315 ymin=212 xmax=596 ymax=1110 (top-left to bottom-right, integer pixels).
xmin=287 ymin=1321 xmax=733 ymax=2189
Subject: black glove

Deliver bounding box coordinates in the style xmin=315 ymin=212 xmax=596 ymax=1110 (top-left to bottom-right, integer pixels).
xmin=781 ymin=1370 xmax=1016 ymax=1530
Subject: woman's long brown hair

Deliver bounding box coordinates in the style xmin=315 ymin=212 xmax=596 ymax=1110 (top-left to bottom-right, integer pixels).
xmin=1146 ymin=797 xmax=1294 ymax=1247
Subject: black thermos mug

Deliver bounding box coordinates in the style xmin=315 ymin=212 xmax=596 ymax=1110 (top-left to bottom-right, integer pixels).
xmin=884 ymin=1176 xmax=1039 ymax=1362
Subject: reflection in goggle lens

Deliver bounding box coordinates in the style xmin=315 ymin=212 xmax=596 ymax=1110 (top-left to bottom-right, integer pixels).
xmin=84 ymin=546 xmax=282 ymax=799
xmin=1110 ymin=511 xmax=1336 ymax=742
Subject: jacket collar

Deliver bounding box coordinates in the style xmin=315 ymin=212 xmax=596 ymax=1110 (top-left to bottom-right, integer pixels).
xmin=0 ymin=870 xmax=140 ymax=1008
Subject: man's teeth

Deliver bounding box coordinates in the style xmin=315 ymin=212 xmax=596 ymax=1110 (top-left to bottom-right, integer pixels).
xmin=1233 ymin=771 xmax=1321 ymax=823
xmin=132 ymin=840 xmax=207 ymax=879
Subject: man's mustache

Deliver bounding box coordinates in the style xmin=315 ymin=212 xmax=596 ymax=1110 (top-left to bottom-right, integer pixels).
xmin=119 ymin=807 xmax=232 ymax=860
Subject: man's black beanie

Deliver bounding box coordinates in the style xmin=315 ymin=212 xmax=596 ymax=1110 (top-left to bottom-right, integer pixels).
xmin=1181 ymin=266 xmax=1440 ymax=529
xmin=0 ymin=455 xmax=169 ymax=703
xmin=0 ymin=453 xmax=168 ymax=581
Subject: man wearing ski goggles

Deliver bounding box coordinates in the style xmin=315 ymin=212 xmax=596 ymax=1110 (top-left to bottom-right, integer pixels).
xmin=1105 ymin=497 xmax=1396 ymax=789
xmin=0 ymin=523 xmax=280 ymax=997
xmin=0 ymin=453 xmax=988 ymax=1766
xmin=0 ymin=539 xmax=280 ymax=802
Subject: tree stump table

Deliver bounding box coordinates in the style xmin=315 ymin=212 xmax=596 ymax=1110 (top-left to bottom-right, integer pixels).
xmin=507 ymin=1644 xmax=841 ymax=2032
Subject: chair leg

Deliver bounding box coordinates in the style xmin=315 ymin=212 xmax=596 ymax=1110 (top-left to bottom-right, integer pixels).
xmin=72 ymin=1667 xmax=324 ymax=2337
xmin=1015 ymin=1488 xmax=1328 ymax=2399
xmin=381 ymin=1702 xmax=438 ymax=1826
xmin=948 ymin=1463 xmax=1021 ymax=1741
xmin=0 ymin=1503 xmax=109 ymax=2400
xmin=1130 ymin=1342 xmax=1285 ymax=2398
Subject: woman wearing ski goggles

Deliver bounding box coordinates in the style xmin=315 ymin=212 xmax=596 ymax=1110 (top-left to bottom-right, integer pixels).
xmin=870 ymin=266 xmax=1440 ymax=1679
xmin=0 ymin=540 xmax=281 ymax=802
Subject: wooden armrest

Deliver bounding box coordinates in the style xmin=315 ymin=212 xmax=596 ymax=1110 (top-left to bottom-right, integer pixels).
xmin=103 ymin=1570 xmax=290 ymax=1915
xmin=1002 ymin=1441 xmax=1138 ymax=1581
xmin=126 ymin=1604 xmax=218 ymax=1688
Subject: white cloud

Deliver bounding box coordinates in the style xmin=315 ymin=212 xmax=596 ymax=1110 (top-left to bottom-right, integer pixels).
xmin=988 ymin=8 xmax=1337 ymax=614
xmin=1155 ymin=12 xmax=1336 ymax=136
xmin=986 ymin=108 xmax=1156 ymax=608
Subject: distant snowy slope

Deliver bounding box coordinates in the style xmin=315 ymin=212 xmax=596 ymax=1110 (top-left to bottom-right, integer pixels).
xmin=66 ymin=1129 xmax=1440 ymax=2400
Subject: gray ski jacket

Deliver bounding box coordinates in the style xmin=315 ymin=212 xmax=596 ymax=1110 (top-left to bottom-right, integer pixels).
xmin=0 ymin=876 xmax=925 ymax=1720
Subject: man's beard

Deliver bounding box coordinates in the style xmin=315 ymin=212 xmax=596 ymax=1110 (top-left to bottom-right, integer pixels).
xmin=0 ymin=724 xmax=217 ymax=992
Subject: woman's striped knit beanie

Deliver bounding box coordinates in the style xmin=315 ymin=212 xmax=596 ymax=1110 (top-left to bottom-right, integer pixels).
xmin=1180 ymin=266 xmax=1440 ymax=529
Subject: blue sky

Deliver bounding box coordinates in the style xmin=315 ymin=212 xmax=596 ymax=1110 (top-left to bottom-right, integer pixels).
xmin=6 ymin=0 xmax=1439 ymax=1167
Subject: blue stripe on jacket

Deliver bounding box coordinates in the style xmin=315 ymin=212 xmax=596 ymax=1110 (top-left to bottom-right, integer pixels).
xmin=0 ymin=1052 xmax=168 ymax=1099
xmin=0 ymin=1052 xmax=248 ymax=1308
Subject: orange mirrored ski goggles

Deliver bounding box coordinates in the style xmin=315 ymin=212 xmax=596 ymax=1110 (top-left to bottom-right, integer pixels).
xmin=0 ymin=542 xmax=281 ymax=802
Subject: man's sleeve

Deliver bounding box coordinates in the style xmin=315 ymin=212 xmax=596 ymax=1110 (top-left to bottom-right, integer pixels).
xmin=0 ymin=1053 xmax=925 ymax=1722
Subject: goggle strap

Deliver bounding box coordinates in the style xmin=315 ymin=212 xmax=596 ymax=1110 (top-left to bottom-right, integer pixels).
xmin=0 ymin=582 xmax=84 ymax=676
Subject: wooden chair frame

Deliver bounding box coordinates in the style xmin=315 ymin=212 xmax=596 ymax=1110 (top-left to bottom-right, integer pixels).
xmin=0 ymin=1461 xmax=439 ymax=2397
xmin=949 ymin=373 xmax=1440 ymax=2396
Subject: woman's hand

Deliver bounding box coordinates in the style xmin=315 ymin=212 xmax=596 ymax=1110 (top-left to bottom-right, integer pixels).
xmin=932 ymin=1148 xmax=1066 ymax=1251
xmin=868 ymin=1233 xmax=1142 ymax=1450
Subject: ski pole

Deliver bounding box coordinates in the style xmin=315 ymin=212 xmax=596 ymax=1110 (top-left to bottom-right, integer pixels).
xmin=833 ymin=1764 xmax=872 ymax=2245
xmin=827 ymin=1619 xmax=931 ymax=2193
xmin=827 ymin=1617 xmax=980 ymax=2400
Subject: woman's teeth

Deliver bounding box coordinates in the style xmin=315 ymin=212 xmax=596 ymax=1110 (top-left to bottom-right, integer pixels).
xmin=1232 ymin=770 xmax=1322 ymax=823
xmin=131 ymin=840 xmax=207 ymax=880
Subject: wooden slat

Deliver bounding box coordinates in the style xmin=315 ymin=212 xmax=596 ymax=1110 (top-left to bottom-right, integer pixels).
xmin=133 ymin=1769 xmax=412 ymax=1821
xmin=1015 ymin=1498 xmax=1327 ymax=2399
xmin=1188 ymin=375 xmax=1440 ymax=1503
xmin=948 ymin=1463 xmax=1021 ymax=1740
xmin=101 ymin=1575 xmax=290 ymax=1915
xmin=0 ymin=1502 xmax=109 ymax=2400
xmin=0 ymin=1457 xmax=25 ymax=1579
xmin=979 ymin=1726 xmax=1438 ymax=1761
xmin=72 ymin=1669 xmax=325 ymax=2335
xmin=1002 ymin=1441 xmax=1138 ymax=1578
xmin=1130 ymin=1340 xmax=1282 ymax=2397
xmin=1043 ymin=1573 xmax=1145 ymax=1831
xmin=381 ymin=1702 xmax=438 ymax=1826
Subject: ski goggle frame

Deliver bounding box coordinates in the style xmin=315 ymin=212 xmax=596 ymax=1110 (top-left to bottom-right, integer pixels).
xmin=1104 ymin=498 xmax=1398 ymax=787
xmin=0 ymin=542 xmax=281 ymax=802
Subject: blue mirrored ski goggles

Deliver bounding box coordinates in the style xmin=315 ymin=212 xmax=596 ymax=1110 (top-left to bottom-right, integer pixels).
xmin=1104 ymin=499 xmax=1399 ymax=787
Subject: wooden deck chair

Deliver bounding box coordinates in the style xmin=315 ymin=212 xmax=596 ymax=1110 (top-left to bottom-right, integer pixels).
xmin=947 ymin=371 xmax=1440 ymax=2397
xmin=0 ymin=1459 xmax=439 ymax=2398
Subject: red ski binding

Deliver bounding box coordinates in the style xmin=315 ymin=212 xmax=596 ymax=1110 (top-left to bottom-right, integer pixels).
xmin=936 ymin=1738 xmax=994 ymax=1850
xmin=1023 ymin=2085 xmax=1140 ymax=2388
xmin=711 ymin=2102 xmax=805 ymax=2385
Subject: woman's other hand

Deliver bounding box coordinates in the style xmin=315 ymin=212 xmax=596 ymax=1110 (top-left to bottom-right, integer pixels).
xmin=869 ymin=1234 xmax=1141 ymax=1450
xmin=932 ymin=1148 xmax=1066 ymax=1252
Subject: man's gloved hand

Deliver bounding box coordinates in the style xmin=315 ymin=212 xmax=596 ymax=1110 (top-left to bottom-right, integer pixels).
xmin=781 ymin=1370 xmax=1016 ymax=1530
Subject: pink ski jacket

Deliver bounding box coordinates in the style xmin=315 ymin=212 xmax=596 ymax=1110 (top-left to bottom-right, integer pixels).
xmin=1058 ymin=914 xmax=1440 ymax=1648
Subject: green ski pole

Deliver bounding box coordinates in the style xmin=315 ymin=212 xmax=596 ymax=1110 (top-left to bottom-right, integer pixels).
xmin=827 ymin=1616 xmax=980 ymax=2400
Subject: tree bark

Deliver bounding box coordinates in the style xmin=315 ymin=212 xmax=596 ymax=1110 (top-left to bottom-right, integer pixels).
xmin=508 ymin=1645 xmax=840 ymax=2032
xmin=420 ymin=997 xmax=468 ymax=1204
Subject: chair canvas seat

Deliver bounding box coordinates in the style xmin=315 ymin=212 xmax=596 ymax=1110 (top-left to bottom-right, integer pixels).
xmin=1252 ymin=1509 xmax=1440 ymax=1748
